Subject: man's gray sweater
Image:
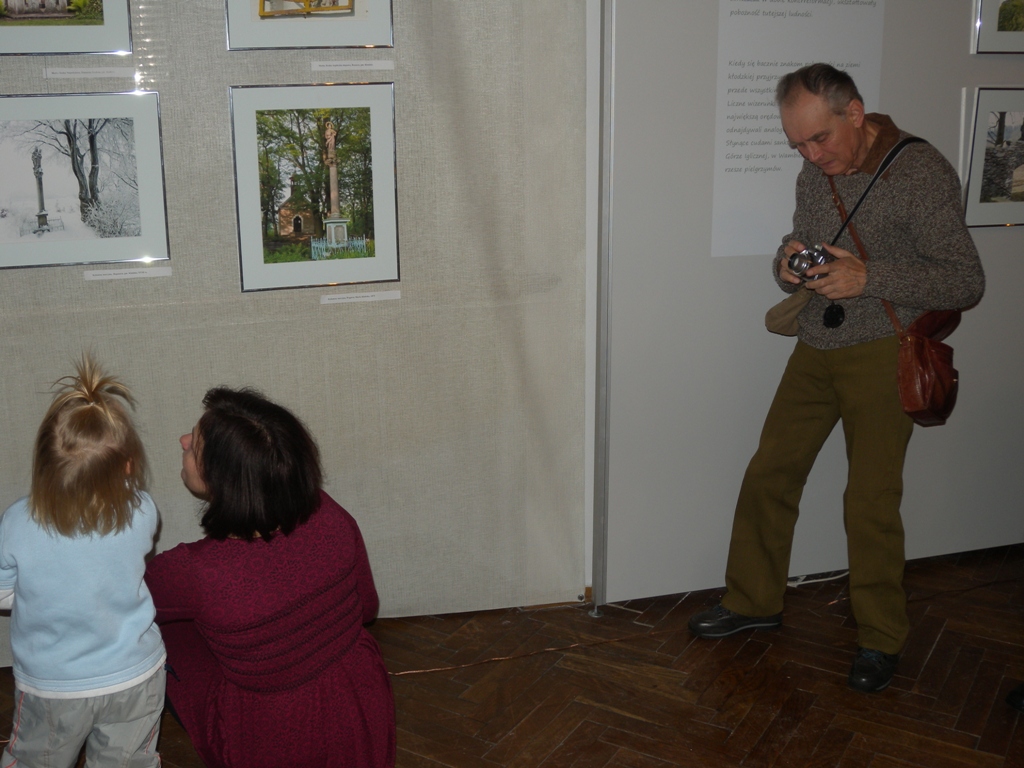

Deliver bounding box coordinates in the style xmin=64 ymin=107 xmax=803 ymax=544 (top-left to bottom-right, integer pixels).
xmin=773 ymin=114 xmax=985 ymax=350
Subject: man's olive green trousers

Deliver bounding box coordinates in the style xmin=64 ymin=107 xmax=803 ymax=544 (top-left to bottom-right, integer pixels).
xmin=721 ymin=335 xmax=914 ymax=655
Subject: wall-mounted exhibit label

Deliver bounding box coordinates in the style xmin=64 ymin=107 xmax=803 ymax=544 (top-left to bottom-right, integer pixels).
xmin=45 ymin=68 xmax=136 ymax=80
xmin=711 ymin=0 xmax=884 ymax=257
xmin=312 ymin=61 xmax=395 ymax=72
xmin=321 ymin=290 xmax=400 ymax=304
xmin=84 ymin=266 xmax=172 ymax=280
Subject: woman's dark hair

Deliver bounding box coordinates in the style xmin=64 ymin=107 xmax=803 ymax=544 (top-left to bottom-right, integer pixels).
xmin=775 ymin=63 xmax=864 ymax=114
xmin=197 ymin=387 xmax=322 ymax=541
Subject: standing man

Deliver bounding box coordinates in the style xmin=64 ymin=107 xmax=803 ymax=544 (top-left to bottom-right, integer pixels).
xmin=687 ymin=64 xmax=984 ymax=692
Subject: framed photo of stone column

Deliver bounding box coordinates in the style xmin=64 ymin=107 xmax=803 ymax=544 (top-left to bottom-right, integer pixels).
xmin=0 ymin=91 xmax=169 ymax=269
xmin=974 ymin=0 xmax=1024 ymax=53
xmin=229 ymin=83 xmax=398 ymax=291
xmin=964 ymin=87 xmax=1024 ymax=227
xmin=0 ymin=0 xmax=131 ymax=56
xmin=225 ymin=0 xmax=392 ymax=50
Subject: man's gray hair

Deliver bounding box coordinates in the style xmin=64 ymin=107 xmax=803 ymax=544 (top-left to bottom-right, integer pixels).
xmin=775 ymin=63 xmax=864 ymax=114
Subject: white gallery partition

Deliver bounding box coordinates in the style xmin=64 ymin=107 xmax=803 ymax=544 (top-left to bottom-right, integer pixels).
xmin=598 ymin=0 xmax=1024 ymax=604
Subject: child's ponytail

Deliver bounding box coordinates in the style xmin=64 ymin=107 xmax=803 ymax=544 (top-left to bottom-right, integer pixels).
xmin=30 ymin=354 xmax=149 ymax=536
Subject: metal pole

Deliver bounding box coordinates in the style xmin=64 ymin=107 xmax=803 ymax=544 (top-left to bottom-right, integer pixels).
xmin=590 ymin=0 xmax=615 ymax=618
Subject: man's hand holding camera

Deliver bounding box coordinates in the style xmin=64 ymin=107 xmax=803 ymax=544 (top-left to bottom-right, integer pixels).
xmin=780 ymin=240 xmax=867 ymax=299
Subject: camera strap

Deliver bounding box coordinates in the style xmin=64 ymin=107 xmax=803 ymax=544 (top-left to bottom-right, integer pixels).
xmin=827 ymin=136 xmax=926 ymax=246
xmin=821 ymin=136 xmax=926 ymax=329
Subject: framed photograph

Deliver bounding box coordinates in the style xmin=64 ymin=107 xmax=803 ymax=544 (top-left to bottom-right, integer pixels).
xmin=974 ymin=0 xmax=1024 ymax=53
xmin=225 ymin=0 xmax=392 ymax=50
xmin=229 ymin=83 xmax=398 ymax=291
xmin=0 ymin=91 xmax=169 ymax=269
xmin=964 ymin=87 xmax=1024 ymax=227
xmin=0 ymin=0 xmax=131 ymax=56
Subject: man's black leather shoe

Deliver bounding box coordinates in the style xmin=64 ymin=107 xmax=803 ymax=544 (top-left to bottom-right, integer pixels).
xmin=1007 ymin=683 xmax=1024 ymax=713
xmin=687 ymin=604 xmax=783 ymax=638
xmin=848 ymin=647 xmax=898 ymax=692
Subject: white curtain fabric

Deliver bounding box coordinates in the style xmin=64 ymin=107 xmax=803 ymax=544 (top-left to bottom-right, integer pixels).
xmin=0 ymin=0 xmax=586 ymax=668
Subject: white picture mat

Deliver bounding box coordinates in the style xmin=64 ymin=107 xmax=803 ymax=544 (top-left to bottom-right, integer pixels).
xmin=0 ymin=91 xmax=168 ymax=269
xmin=974 ymin=0 xmax=1024 ymax=53
xmin=225 ymin=0 xmax=392 ymax=49
xmin=0 ymin=0 xmax=131 ymax=55
xmin=230 ymin=83 xmax=399 ymax=291
xmin=710 ymin=0 xmax=885 ymax=258
xmin=964 ymin=87 xmax=1024 ymax=227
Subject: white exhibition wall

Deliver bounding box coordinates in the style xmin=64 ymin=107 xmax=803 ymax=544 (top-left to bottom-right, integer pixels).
xmin=603 ymin=0 xmax=1024 ymax=602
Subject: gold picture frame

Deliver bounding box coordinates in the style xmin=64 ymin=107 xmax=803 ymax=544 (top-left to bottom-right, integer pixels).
xmin=259 ymin=0 xmax=354 ymax=18
xmin=226 ymin=0 xmax=393 ymax=49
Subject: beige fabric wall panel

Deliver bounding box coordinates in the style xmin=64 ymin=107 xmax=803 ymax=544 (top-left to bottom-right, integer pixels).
xmin=0 ymin=0 xmax=587 ymax=644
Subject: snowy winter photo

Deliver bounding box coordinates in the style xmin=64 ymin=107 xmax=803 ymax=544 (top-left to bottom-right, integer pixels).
xmin=0 ymin=117 xmax=141 ymax=243
xmin=0 ymin=92 xmax=168 ymax=268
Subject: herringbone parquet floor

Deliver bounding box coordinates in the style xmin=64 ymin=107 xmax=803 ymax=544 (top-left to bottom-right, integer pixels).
xmin=378 ymin=544 xmax=1024 ymax=767
xmin=5 ymin=543 xmax=1024 ymax=767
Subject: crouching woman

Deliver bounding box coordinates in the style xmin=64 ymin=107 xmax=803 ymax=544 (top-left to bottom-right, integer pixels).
xmin=145 ymin=387 xmax=395 ymax=768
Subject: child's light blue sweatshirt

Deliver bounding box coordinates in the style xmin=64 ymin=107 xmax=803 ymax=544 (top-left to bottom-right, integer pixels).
xmin=0 ymin=493 xmax=165 ymax=698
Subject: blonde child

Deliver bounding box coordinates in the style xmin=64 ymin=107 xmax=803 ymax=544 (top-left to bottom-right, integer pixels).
xmin=0 ymin=355 xmax=165 ymax=768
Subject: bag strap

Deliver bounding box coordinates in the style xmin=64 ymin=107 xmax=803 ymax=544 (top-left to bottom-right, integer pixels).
xmin=824 ymin=136 xmax=926 ymax=335
xmin=827 ymin=184 xmax=869 ymax=262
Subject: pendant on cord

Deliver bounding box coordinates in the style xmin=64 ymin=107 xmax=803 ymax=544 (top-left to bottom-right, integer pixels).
xmin=823 ymin=303 xmax=845 ymax=328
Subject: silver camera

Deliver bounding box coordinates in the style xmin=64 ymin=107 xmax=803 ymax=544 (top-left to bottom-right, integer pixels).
xmin=787 ymin=244 xmax=834 ymax=281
